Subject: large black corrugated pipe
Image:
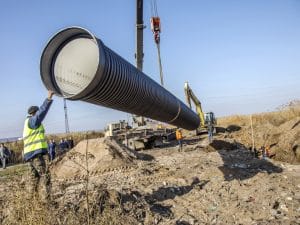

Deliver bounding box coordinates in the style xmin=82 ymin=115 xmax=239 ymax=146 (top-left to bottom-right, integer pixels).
xmin=40 ymin=27 xmax=200 ymax=130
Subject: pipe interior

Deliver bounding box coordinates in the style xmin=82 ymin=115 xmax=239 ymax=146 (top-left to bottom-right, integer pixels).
xmin=53 ymin=37 xmax=99 ymax=96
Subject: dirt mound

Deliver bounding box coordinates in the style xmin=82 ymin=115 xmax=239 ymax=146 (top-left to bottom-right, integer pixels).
xmin=274 ymin=117 xmax=300 ymax=163
xmin=218 ymin=105 xmax=300 ymax=164
xmin=50 ymin=138 xmax=137 ymax=179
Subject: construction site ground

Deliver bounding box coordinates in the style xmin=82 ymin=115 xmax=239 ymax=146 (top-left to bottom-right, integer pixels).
xmin=0 ymin=134 xmax=299 ymax=225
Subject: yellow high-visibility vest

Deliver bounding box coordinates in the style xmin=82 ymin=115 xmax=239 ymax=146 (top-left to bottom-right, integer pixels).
xmin=23 ymin=118 xmax=48 ymax=155
xmin=176 ymin=130 xmax=183 ymax=140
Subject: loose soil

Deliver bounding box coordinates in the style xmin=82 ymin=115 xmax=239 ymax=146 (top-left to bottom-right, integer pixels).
xmin=0 ymin=136 xmax=299 ymax=225
xmin=218 ymin=104 xmax=300 ymax=164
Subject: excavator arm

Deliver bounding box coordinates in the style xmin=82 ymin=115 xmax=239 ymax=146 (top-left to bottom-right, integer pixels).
xmin=184 ymin=82 xmax=205 ymax=127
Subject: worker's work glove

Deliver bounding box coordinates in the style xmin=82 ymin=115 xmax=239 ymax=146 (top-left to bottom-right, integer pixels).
xmin=48 ymin=90 xmax=54 ymax=100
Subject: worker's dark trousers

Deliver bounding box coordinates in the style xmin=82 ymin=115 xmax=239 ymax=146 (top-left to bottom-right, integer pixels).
xmin=208 ymin=132 xmax=213 ymax=143
xmin=178 ymin=140 xmax=183 ymax=151
xmin=49 ymin=149 xmax=56 ymax=161
xmin=27 ymin=154 xmax=51 ymax=201
xmin=1 ymin=157 xmax=6 ymax=169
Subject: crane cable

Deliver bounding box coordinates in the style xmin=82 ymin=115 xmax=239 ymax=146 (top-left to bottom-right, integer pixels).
xmin=150 ymin=0 xmax=158 ymax=17
xmin=156 ymin=43 xmax=164 ymax=86
xmin=150 ymin=0 xmax=164 ymax=86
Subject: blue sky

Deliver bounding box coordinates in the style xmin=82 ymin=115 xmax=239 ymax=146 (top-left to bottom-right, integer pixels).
xmin=0 ymin=0 xmax=299 ymax=138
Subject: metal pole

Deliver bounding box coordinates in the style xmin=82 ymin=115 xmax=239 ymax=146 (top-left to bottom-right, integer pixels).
xmin=136 ymin=0 xmax=144 ymax=71
xmin=135 ymin=0 xmax=145 ymax=126
xmin=64 ymin=98 xmax=70 ymax=133
xmin=250 ymin=114 xmax=255 ymax=152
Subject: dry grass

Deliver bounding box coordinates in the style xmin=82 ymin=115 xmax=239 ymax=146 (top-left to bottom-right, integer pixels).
xmin=3 ymin=131 xmax=104 ymax=164
xmin=1 ymin=133 xmax=138 ymax=225
xmin=6 ymin=192 xmax=54 ymax=225
xmin=0 ymin=164 xmax=28 ymax=180
xmin=218 ymin=103 xmax=300 ymax=128
xmin=4 ymin=188 xmax=130 ymax=225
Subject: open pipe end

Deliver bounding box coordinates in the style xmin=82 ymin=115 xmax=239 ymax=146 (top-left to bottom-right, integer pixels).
xmin=40 ymin=27 xmax=101 ymax=99
xmin=40 ymin=27 xmax=200 ymax=130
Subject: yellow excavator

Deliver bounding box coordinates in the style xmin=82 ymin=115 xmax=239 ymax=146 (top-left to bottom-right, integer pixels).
xmin=184 ymin=82 xmax=217 ymax=139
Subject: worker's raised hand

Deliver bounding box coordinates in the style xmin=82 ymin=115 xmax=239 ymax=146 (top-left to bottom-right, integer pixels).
xmin=48 ymin=90 xmax=55 ymax=100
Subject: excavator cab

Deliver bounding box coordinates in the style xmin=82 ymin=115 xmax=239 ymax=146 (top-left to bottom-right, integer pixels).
xmin=204 ymin=112 xmax=216 ymax=126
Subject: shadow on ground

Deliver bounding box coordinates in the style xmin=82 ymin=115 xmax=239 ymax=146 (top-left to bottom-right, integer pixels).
xmin=144 ymin=178 xmax=208 ymax=204
xmin=120 ymin=178 xmax=209 ymax=218
xmin=136 ymin=152 xmax=155 ymax=161
xmin=208 ymin=140 xmax=283 ymax=181
xmin=226 ymin=124 xmax=242 ymax=132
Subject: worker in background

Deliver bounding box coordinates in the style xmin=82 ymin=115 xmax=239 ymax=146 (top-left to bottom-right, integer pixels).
xmin=262 ymin=146 xmax=267 ymax=159
xmin=63 ymin=138 xmax=69 ymax=150
xmin=254 ymin=148 xmax=258 ymax=158
xmin=265 ymin=145 xmax=270 ymax=158
xmin=0 ymin=143 xmax=9 ymax=169
xmin=48 ymin=139 xmax=56 ymax=161
xmin=249 ymin=147 xmax=255 ymax=157
xmin=59 ymin=138 xmax=67 ymax=152
xmin=265 ymin=145 xmax=276 ymax=158
xmin=67 ymin=137 xmax=74 ymax=149
xmin=7 ymin=148 xmax=15 ymax=164
xmin=176 ymin=128 xmax=183 ymax=151
xmin=208 ymin=125 xmax=214 ymax=143
xmin=23 ymin=90 xmax=54 ymax=200
xmin=257 ymin=146 xmax=264 ymax=159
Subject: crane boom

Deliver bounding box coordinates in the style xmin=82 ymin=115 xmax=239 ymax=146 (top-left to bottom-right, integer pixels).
xmin=133 ymin=0 xmax=146 ymax=127
xmin=135 ymin=0 xmax=144 ymax=71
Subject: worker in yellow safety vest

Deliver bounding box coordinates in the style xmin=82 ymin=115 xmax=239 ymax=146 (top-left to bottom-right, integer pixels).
xmin=23 ymin=90 xmax=54 ymax=200
xmin=176 ymin=128 xmax=183 ymax=151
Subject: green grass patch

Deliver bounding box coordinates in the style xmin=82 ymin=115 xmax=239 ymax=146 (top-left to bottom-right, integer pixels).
xmin=0 ymin=163 xmax=28 ymax=179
